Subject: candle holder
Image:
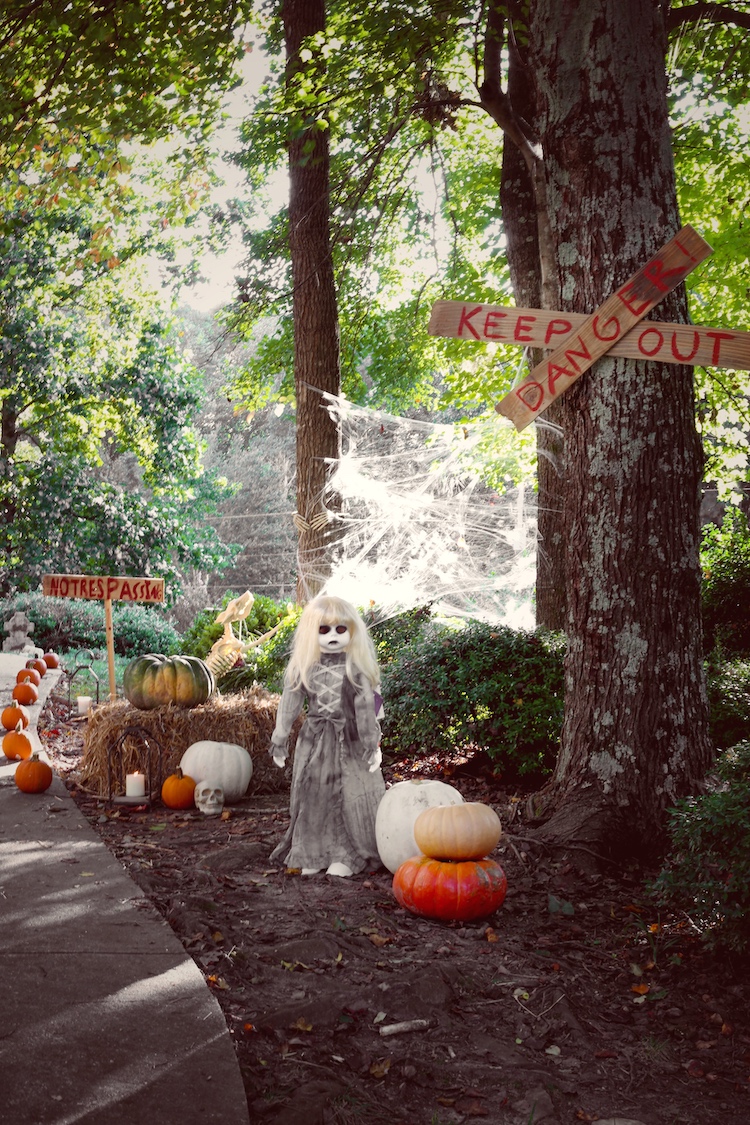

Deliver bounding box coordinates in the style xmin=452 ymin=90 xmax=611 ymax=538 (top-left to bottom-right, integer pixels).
xmin=107 ymin=725 xmax=165 ymax=806
xmin=66 ymin=650 xmax=100 ymax=714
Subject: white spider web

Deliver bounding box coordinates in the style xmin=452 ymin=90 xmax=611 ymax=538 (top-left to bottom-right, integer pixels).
xmin=319 ymin=395 xmax=537 ymax=626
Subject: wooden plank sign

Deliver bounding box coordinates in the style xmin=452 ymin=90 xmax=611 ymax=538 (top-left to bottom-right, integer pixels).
xmin=428 ymin=302 xmax=750 ymax=373
xmin=43 ymin=574 xmax=164 ymax=602
xmin=494 ymin=224 xmax=713 ymax=429
xmin=43 ymin=573 xmax=165 ymax=700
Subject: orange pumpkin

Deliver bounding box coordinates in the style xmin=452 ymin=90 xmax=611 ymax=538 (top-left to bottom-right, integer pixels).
xmin=2 ymin=701 xmax=30 ymax=731
xmin=414 ymin=802 xmax=502 ymax=861
xmin=393 ymin=855 xmax=508 ymax=921
xmin=14 ymin=753 xmax=53 ymax=793
xmin=27 ymin=657 xmax=48 ymax=677
xmin=12 ymin=680 xmax=39 ymax=707
xmin=42 ymin=651 xmax=60 ymax=669
xmin=17 ymin=667 xmax=41 ymax=687
xmin=2 ymin=725 xmax=33 ymax=761
xmin=161 ymin=767 xmax=197 ymax=809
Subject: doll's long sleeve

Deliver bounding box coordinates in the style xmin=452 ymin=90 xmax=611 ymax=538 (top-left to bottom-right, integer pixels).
xmin=270 ymin=683 xmax=305 ymax=759
xmin=352 ymin=674 xmax=381 ymax=755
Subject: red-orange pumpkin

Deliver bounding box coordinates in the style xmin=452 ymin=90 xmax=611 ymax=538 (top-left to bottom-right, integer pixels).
xmin=27 ymin=657 xmax=48 ymax=677
xmin=42 ymin=651 xmax=60 ymax=669
xmin=2 ymin=701 xmax=30 ymax=731
xmin=12 ymin=680 xmax=39 ymax=706
xmin=161 ymin=768 xmax=197 ymax=809
xmin=14 ymin=753 xmax=53 ymax=793
xmin=393 ymin=855 xmax=508 ymax=922
xmin=2 ymin=725 xmax=33 ymax=761
xmin=17 ymin=667 xmax=41 ymax=687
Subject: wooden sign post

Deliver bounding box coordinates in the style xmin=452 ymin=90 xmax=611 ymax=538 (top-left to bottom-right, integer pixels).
xmin=43 ymin=574 xmax=165 ymax=701
xmin=428 ymin=225 xmax=728 ymax=432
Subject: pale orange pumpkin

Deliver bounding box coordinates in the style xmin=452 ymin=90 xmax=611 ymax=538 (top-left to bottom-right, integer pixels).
xmin=2 ymin=701 xmax=30 ymax=731
xmin=12 ymin=680 xmax=39 ymax=706
xmin=413 ymin=801 xmax=502 ymax=861
xmin=14 ymin=753 xmax=53 ymax=793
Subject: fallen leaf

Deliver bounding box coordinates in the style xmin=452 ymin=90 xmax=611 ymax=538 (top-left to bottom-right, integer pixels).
xmin=368 ymin=933 xmax=390 ymax=948
xmin=631 ymin=983 xmax=650 ymax=995
xmin=292 ymin=1017 xmax=313 ymax=1032
xmin=369 ymin=1057 xmax=391 ymax=1079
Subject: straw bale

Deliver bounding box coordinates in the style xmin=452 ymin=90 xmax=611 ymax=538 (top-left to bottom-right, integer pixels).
xmin=79 ymin=683 xmax=300 ymax=799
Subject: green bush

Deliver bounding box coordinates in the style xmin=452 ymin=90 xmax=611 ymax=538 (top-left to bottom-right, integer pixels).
xmin=701 ymin=508 xmax=750 ymax=657
xmin=379 ymin=621 xmax=564 ymax=779
xmin=652 ymin=741 xmax=750 ymax=951
xmin=181 ymin=592 xmax=291 ymax=661
xmin=707 ymin=659 xmax=750 ymax=749
xmin=0 ymin=591 xmax=180 ymax=656
xmin=366 ymin=604 xmax=435 ymax=669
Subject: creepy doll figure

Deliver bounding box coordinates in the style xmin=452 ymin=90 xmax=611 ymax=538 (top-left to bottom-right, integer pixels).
xmin=269 ymin=595 xmax=385 ymax=877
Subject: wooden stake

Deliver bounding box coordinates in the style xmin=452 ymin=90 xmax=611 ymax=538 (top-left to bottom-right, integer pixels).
xmin=104 ymin=597 xmax=116 ymax=701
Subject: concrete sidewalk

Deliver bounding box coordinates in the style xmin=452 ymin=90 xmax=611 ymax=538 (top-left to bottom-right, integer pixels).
xmin=0 ymin=653 xmax=250 ymax=1125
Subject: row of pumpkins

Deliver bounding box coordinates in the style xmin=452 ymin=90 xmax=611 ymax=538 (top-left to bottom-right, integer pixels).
xmin=1 ymin=652 xmax=61 ymax=793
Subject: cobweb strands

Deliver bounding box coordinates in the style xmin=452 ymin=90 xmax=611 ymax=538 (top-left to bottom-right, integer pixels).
xmin=320 ymin=394 xmax=537 ymax=626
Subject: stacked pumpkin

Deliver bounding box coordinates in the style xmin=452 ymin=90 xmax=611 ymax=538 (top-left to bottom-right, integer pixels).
xmin=2 ymin=653 xmax=60 ymax=793
xmin=376 ymin=780 xmax=507 ymax=922
xmin=393 ymin=801 xmax=508 ymax=922
xmin=123 ymin=653 xmax=215 ymax=710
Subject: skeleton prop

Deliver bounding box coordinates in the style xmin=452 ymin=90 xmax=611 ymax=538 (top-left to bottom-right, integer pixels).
xmin=195 ymin=781 xmax=225 ymax=816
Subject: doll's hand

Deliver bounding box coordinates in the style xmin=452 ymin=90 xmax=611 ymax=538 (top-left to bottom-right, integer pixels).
xmin=272 ymin=750 xmax=287 ymax=769
xmin=366 ymin=747 xmax=382 ymax=773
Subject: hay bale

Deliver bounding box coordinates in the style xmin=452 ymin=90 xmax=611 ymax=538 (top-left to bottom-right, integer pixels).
xmin=79 ymin=683 xmax=298 ymax=798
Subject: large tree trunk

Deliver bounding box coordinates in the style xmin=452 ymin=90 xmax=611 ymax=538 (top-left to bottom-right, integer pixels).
xmin=518 ymin=0 xmax=713 ymax=858
xmin=283 ymin=0 xmax=341 ymax=604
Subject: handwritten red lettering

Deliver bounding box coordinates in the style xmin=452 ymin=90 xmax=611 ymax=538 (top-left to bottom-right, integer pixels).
xmin=705 ymin=331 xmax=735 ymax=364
xmin=547 ymin=362 xmax=576 ymax=394
xmin=638 ymin=327 xmax=664 ymax=357
xmin=643 ymin=258 xmax=689 ymax=293
xmin=514 ymin=315 xmax=536 ymax=343
xmin=483 ymin=311 xmax=508 ymax=340
xmin=517 ymin=382 xmax=544 ymax=411
xmin=673 ymin=234 xmax=698 ymax=263
xmin=616 ymin=281 xmax=651 ymax=318
xmin=670 ymin=330 xmax=700 ymax=363
xmin=545 ymin=318 xmax=572 ymax=344
xmin=592 ymin=314 xmax=620 ymax=342
xmin=106 ymin=577 xmax=119 ymax=598
xmin=119 ymin=581 xmax=132 ymax=600
xmin=60 ymin=579 xmax=69 ymax=597
xmin=457 ymin=305 xmax=482 ymax=339
xmin=563 ymin=336 xmax=592 ymax=373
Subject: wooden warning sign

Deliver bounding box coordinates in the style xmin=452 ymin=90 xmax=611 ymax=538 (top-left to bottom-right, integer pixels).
xmin=429 ymin=224 xmax=716 ymax=432
xmin=43 ymin=573 xmax=164 ymax=700
xmin=428 ymin=303 xmax=750 ymax=373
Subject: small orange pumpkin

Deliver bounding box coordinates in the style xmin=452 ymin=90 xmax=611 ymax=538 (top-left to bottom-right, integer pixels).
xmin=161 ymin=767 xmax=197 ymax=809
xmin=14 ymin=753 xmax=53 ymax=793
xmin=2 ymin=724 xmax=33 ymax=761
xmin=2 ymin=701 xmax=30 ymax=731
xmin=12 ymin=680 xmax=39 ymax=706
xmin=17 ymin=667 xmax=41 ymax=687
xmin=42 ymin=651 xmax=60 ymax=669
xmin=27 ymin=657 xmax=48 ymax=677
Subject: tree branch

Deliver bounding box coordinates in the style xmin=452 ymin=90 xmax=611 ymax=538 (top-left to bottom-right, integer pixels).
xmin=666 ymin=3 xmax=750 ymax=32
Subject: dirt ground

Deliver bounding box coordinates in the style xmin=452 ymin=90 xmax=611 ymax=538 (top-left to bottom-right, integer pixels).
xmin=39 ymin=687 xmax=750 ymax=1125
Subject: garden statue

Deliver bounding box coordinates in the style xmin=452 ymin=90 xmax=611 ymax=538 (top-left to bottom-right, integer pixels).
xmin=2 ymin=610 xmax=36 ymax=653
xmin=270 ymin=595 xmax=385 ymax=876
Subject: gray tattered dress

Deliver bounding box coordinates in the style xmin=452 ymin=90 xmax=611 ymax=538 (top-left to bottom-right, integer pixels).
xmin=270 ymin=652 xmax=385 ymax=873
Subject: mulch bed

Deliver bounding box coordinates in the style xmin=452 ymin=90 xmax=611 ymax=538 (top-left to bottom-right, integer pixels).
xmin=37 ymin=684 xmax=750 ymax=1125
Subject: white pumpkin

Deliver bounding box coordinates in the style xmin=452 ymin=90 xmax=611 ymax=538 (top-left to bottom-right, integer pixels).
xmin=375 ymin=778 xmax=464 ymax=873
xmin=179 ymin=740 xmax=252 ymax=804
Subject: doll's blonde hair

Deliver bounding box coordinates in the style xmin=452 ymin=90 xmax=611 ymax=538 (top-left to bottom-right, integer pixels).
xmin=284 ymin=595 xmax=379 ymax=691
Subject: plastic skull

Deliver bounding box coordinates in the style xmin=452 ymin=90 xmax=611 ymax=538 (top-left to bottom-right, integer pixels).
xmin=194 ymin=781 xmax=225 ymax=816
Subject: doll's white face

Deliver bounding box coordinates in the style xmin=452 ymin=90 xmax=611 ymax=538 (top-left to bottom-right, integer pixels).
xmin=318 ymin=622 xmax=351 ymax=653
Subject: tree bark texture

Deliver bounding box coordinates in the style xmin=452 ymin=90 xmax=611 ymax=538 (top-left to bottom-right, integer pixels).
xmin=518 ymin=0 xmax=712 ymax=857
xmin=283 ymin=0 xmax=341 ymax=603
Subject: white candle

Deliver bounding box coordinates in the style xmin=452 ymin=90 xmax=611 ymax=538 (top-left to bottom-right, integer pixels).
xmin=77 ymin=696 xmax=92 ymax=715
xmin=125 ymin=772 xmax=146 ymax=797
